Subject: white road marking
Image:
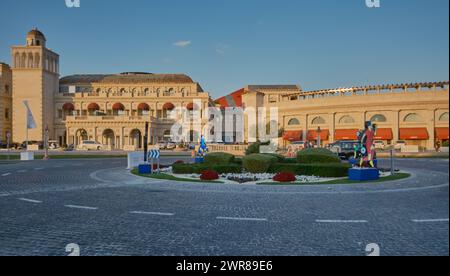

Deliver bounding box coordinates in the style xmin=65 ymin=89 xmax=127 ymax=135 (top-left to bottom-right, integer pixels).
xmin=18 ymin=198 xmax=43 ymax=204
xmin=216 ymin=217 xmax=268 ymax=222
xmin=34 ymin=168 xmax=44 ymax=170
xmin=412 ymin=219 xmax=449 ymax=223
xmin=17 ymin=170 xmax=27 ymax=173
xmin=130 ymin=211 xmax=175 ymax=216
xmin=316 ymin=220 xmax=368 ymax=223
xmin=64 ymin=205 xmax=98 ymax=210
xmin=1 ymin=173 xmax=11 ymax=177
xmin=0 ymin=194 xmax=9 ymax=197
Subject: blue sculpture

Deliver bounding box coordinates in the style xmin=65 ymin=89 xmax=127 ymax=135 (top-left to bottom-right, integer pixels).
xmin=195 ymin=135 xmax=209 ymax=164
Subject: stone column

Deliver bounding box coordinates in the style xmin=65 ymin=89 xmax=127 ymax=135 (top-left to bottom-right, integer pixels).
xmin=393 ymin=110 xmax=400 ymax=143
xmin=329 ymin=113 xmax=336 ymax=143
xmin=426 ymin=110 xmax=436 ymax=150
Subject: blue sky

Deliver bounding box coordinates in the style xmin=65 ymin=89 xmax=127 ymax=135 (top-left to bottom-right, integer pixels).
xmin=0 ymin=0 xmax=448 ymax=98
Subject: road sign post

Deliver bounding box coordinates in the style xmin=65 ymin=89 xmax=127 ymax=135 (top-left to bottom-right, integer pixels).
xmin=148 ymin=149 xmax=161 ymax=174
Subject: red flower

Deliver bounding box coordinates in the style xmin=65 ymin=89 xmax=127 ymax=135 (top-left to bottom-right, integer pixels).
xmin=273 ymin=172 xmax=296 ymax=183
xmin=200 ymin=170 xmax=219 ymax=181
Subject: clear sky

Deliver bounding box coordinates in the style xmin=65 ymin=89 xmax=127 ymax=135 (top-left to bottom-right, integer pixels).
xmin=0 ymin=0 xmax=448 ymax=98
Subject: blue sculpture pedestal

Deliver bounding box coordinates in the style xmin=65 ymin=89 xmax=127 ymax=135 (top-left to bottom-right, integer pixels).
xmin=349 ymin=158 xmax=378 ymax=168
xmin=195 ymin=157 xmax=205 ymax=164
xmin=138 ymin=164 xmax=152 ymax=174
xmin=349 ymin=168 xmax=380 ymax=181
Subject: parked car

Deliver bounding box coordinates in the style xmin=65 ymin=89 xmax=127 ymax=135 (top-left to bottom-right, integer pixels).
xmin=78 ymin=140 xmax=104 ymax=151
xmin=188 ymin=143 xmax=196 ymax=150
xmin=394 ymin=140 xmax=407 ymax=150
xmin=329 ymin=140 xmax=359 ymax=160
xmin=157 ymin=141 xmax=167 ymax=150
xmin=19 ymin=141 xmax=44 ymax=150
xmin=374 ymin=140 xmax=385 ymax=150
xmin=48 ymin=140 xmax=61 ymax=150
xmin=291 ymin=141 xmax=308 ymax=150
xmin=0 ymin=141 xmax=7 ymax=149
xmin=166 ymin=141 xmax=177 ymax=150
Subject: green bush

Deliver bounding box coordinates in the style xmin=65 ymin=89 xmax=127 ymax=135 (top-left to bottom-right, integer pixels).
xmin=443 ymin=141 xmax=449 ymax=147
xmin=233 ymin=158 xmax=243 ymax=166
xmin=242 ymin=154 xmax=278 ymax=173
xmin=204 ymin=152 xmax=235 ymax=165
xmin=268 ymin=163 xmax=350 ymax=177
xmin=262 ymin=153 xmax=285 ymax=163
xmin=245 ymin=141 xmax=270 ymax=155
xmin=297 ymin=148 xmax=341 ymax=164
xmin=173 ymin=163 xmax=242 ymax=174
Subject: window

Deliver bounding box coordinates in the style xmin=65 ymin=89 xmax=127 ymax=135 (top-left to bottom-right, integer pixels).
xmin=404 ymin=113 xmax=422 ymax=122
xmin=58 ymin=109 xmax=63 ymax=119
xmin=339 ymin=115 xmax=356 ymax=124
xmin=439 ymin=112 xmax=449 ymax=122
xmin=371 ymin=114 xmax=387 ymax=123
xmin=311 ymin=116 xmax=326 ymax=125
xmin=5 ymin=85 xmax=9 ymax=94
xmin=288 ymin=118 xmax=300 ymax=126
xmin=5 ymin=108 xmax=9 ymax=120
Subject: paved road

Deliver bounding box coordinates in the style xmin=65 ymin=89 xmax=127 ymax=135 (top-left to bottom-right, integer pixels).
xmin=0 ymin=157 xmax=448 ymax=256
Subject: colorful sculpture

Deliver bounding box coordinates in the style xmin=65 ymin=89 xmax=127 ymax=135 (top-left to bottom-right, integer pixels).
xmin=195 ymin=135 xmax=209 ymax=163
xmin=355 ymin=121 xmax=377 ymax=168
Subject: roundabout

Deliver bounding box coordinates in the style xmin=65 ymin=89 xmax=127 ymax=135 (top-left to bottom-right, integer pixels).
xmin=0 ymin=157 xmax=448 ymax=256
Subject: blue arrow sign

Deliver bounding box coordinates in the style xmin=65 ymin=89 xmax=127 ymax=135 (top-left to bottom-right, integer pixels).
xmin=148 ymin=149 xmax=160 ymax=159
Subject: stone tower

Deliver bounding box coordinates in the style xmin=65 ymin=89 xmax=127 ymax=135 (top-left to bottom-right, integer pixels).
xmin=11 ymin=28 xmax=59 ymax=143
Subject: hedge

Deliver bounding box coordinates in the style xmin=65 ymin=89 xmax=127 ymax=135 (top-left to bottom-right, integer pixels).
xmin=173 ymin=163 xmax=242 ymax=174
xmin=204 ymin=152 xmax=235 ymax=165
xmin=262 ymin=153 xmax=286 ymax=163
xmin=297 ymin=148 xmax=341 ymax=164
xmin=242 ymin=154 xmax=278 ymax=173
xmin=268 ymin=163 xmax=351 ymax=177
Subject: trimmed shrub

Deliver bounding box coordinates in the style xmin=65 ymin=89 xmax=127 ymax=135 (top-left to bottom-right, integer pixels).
xmin=245 ymin=141 xmax=270 ymax=155
xmin=172 ymin=160 xmax=185 ymax=165
xmin=269 ymin=163 xmax=351 ymax=177
xmin=172 ymin=163 xmax=242 ymax=174
xmin=273 ymin=172 xmax=297 ymax=183
xmin=233 ymin=158 xmax=243 ymax=166
xmin=200 ymin=170 xmax=219 ymax=181
xmin=297 ymin=148 xmax=341 ymax=164
xmin=204 ymin=152 xmax=235 ymax=165
xmin=442 ymin=141 xmax=449 ymax=147
xmin=263 ymin=153 xmax=285 ymax=163
xmin=243 ymin=154 xmax=278 ymax=173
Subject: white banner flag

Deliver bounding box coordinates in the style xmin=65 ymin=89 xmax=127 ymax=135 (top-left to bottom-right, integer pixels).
xmin=23 ymin=101 xmax=37 ymax=129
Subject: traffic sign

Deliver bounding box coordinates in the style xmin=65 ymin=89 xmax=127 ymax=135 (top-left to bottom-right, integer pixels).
xmin=148 ymin=149 xmax=160 ymax=159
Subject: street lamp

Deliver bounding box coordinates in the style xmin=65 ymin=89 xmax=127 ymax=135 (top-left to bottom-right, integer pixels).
xmin=317 ymin=126 xmax=322 ymax=148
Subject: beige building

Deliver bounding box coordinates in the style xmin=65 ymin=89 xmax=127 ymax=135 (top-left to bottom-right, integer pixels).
xmin=55 ymin=73 xmax=210 ymax=150
xmin=0 ymin=63 xmax=12 ymax=142
xmin=3 ymin=29 xmax=449 ymax=151
xmin=237 ymin=83 xmax=449 ymax=150
xmin=11 ymin=29 xmax=59 ymax=143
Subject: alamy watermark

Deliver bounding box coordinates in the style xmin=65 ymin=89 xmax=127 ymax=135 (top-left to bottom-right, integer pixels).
xmin=65 ymin=1 xmax=379 ymax=9
xmin=65 ymin=0 xmax=80 ymax=8
xmin=366 ymin=0 xmax=381 ymax=8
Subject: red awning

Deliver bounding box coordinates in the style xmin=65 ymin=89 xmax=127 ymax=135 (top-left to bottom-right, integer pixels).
xmin=374 ymin=128 xmax=393 ymax=140
xmin=436 ymin=128 xmax=449 ymax=140
xmin=62 ymin=103 xmax=74 ymax=111
xmin=186 ymin=103 xmax=198 ymax=111
xmin=307 ymin=129 xmax=330 ymax=141
xmin=335 ymin=129 xmax=359 ymax=141
xmin=87 ymin=103 xmax=100 ymax=111
xmin=163 ymin=102 xmax=175 ymax=110
xmin=283 ymin=131 xmax=302 ymax=142
xmin=400 ymin=128 xmax=429 ymax=140
xmin=112 ymin=103 xmax=125 ymax=110
xmin=137 ymin=103 xmax=150 ymax=111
